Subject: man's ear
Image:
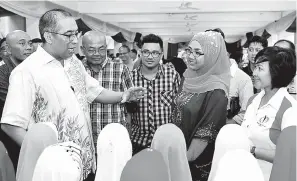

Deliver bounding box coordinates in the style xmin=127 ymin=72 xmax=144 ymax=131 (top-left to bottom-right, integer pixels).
xmin=6 ymin=44 xmax=12 ymax=55
xmin=44 ymin=32 xmax=52 ymax=44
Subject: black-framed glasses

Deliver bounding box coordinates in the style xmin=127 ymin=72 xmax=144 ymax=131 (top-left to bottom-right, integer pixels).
xmin=85 ymin=46 xmax=107 ymax=55
xmin=141 ymin=50 xmax=161 ymax=58
xmin=118 ymin=52 xmax=129 ymax=56
xmin=47 ymin=31 xmax=79 ymax=42
xmin=185 ymin=48 xmax=204 ymax=57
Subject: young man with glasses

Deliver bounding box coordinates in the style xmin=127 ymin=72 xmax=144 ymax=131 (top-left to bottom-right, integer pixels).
xmin=118 ymin=45 xmax=135 ymax=71
xmin=81 ymin=31 xmax=134 ymax=150
xmin=129 ymin=34 xmax=181 ymax=155
xmin=1 ymin=9 xmax=145 ymax=181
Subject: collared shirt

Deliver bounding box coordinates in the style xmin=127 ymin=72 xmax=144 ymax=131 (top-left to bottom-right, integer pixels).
xmin=1 ymin=46 xmax=103 ymax=178
xmin=84 ymin=58 xmax=133 ymax=147
xmin=131 ymin=64 xmax=181 ymax=147
xmin=242 ymin=88 xmax=297 ymax=150
xmin=229 ymin=59 xmax=254 ymax=123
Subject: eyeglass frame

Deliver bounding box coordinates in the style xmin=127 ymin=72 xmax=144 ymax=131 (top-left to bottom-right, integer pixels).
xmin=141 ymin=50 xmax=162 ymax=58
xmin=184 ymin=48 xmax=204 ymax=57
xmin=46 ymin=31 xmax=79 ymax=42
xmin=118 ymin=51 xmax=130 ymax=56
xmin=83 ymin=45 xmax=107 ymax=55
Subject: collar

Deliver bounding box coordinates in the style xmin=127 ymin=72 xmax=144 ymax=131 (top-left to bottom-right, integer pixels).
xmin=258 ymin=88 xmax=288 ymax=110
xmin=35 ymin=46 xmax=57 ymax=65
xmin=136 ymin=63 xmax=164 ymax=79
xmin=83 ymin=58 xmax=109 ymax=73
xmin=230 ymin=59 xmax=238 ymax=77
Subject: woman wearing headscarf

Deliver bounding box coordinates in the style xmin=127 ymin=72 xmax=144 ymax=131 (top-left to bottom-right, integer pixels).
xmin=171 ymin=31 xmax=230 ymax=181
xmin=32 ymin=142 xmax=83 ymax=181
xmin=151 ymin=123 xmax=192 ymax=181
xmin=120 ymin=148 xmax=170 ymax=181
xmin=208 ymin=47 xmax=296 ymax=181
xmin=213 ymin=149 xmax=265 ymax=181
xmin=95 ymin=123 xmax=132 ymax=181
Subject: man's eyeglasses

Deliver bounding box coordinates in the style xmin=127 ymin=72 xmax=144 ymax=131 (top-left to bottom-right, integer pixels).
xmin=185 ymin=48 xmax=204 ymax=57
xmin=86 ymin=46 xmax=107 ymax=55
xmin=118 ymin=52 xmax=129 ymax=56
xmin=141 ymin=50 xmax=161 ymax=58
xmin=47 ymin=31 xmax=79 ymax=42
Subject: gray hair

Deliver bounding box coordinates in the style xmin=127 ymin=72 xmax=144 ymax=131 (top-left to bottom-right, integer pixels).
xmin=39 ymin=9 xmax=72 ymax=42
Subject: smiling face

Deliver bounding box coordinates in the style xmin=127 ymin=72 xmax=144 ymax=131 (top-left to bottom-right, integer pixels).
xmin=81 ymin=32 xmax=107 ymax=66
xmin=141 ymin=43 xmax=163 ymax=69
xmin=6 ymin=31 xmax=33 ymax=64
xmin=253 ymin=61 xmax=272 ymax=90
xmin=49 ymin=17 xmax=78 ymax=60
xmin=185 ymin=40 xmax=205 ymax=71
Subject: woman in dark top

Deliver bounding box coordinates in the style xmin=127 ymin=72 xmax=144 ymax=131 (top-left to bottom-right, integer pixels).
xmin=171 ymin=31 xmax=230 ymax=181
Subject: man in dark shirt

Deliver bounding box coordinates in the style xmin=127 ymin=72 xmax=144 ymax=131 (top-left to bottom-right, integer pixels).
xmin=0 ymin=30 xmax=33 ymax=171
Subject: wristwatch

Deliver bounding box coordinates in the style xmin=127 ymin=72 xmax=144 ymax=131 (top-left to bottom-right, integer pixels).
xmin=250 ymin=146 xmax=256 ymax=157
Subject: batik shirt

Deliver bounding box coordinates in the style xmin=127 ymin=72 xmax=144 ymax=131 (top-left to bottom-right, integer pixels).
xmin=1 ymin=46 xmax=103 ymax=178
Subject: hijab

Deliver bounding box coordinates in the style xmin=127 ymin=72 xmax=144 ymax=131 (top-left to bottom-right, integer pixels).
xmin=183 ymin=31 xmax=230 ymax=95
xmin=32 ymin=143 xmax=82 ymax=181
xmin=95 ymin=123 xmax=132 ymax=181
xmin=17 ymin=122 xmax=58 ymax=181
xmin=120 ymin=148 xmax=170 ymax=181
xmin=213 ymin=149 xmax=265 ymax=181
xmin=151 ymin=123 xmax=192 ymax=181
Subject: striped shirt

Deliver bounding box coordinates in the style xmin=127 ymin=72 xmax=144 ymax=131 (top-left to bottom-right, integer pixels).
xmin=84 ymin=58 xmax=134 ymax=147
xmin=131 ymin=64 xmax=181 ymax=147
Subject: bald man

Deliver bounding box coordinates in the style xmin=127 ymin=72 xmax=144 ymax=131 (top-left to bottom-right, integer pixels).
xmin=81 ymin=31 xmax=134 ymax=149
xmin=0 ymin=30 xmax=32 ymax=172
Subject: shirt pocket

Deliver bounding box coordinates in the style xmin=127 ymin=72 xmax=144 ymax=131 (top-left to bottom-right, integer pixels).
xmin=160 ymin=90 xmax=173 ymax=107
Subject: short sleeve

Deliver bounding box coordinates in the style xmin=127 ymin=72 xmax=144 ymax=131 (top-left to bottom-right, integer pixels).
xmin=281 ymin=107 xmax=297 ymax=130
xmin=77 ymin=59 xmax=104 ymax=103
xmin=1 ymin=69 xmax=35 ymax=130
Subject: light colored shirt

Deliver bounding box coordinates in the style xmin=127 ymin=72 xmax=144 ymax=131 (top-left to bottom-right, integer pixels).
xmin=229 ymin=59 xmax=254 ymax=124
xmin=242 ymin=88 xmax=297 ymax=181
xmin=1 ymin=46 xmax=103 ymax=178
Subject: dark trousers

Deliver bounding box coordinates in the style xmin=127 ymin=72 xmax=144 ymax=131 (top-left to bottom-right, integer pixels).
xmin=132 ymin=142 xmax=149 ymax=156
xmin=0 ymin=128 xmax=20 ymax=172
xmin=84 ymin=173 xmax=95 ymax=181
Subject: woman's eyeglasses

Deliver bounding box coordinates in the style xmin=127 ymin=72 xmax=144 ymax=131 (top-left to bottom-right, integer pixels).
xmin=185 ymin=48 xmax=204 ymax=57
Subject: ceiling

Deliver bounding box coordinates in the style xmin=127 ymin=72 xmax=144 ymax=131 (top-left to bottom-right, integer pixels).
xmin=52 ymin=0 xmax=296 ymax=42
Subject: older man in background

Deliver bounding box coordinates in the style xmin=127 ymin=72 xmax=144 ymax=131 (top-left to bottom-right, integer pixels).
xmin=81 ymin=31 xmax=134 ymax=150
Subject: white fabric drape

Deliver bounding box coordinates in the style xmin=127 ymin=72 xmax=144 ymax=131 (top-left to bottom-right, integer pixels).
xmin=32 ymin=143 xmax=83 ymax=181
xmin=0 ymin=1 xmax=136 ymax=42
xmin=255 ymin=11 xmax=296 ymax=37
xmin=213 ymin=149 xmax=265 ymax=181
xmin=151 ymin=124 xmax=192 ymax=181
xmin=95 ymin=123 xmax=132 ymax=181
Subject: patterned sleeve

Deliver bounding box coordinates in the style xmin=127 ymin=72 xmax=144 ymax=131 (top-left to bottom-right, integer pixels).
xmin=1 ymin=69 xmax=35 ymax=130
xmin=193 ymin=90 xmax=228 ymax=143
xmin=76 ymin=58 xmax=104 ymax=103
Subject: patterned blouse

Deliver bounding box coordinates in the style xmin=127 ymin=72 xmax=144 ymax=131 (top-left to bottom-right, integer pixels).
xmin=1 ymin=47 xmax=103 ymax=178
